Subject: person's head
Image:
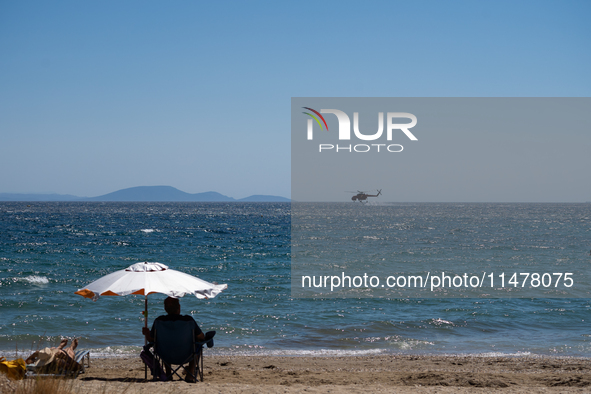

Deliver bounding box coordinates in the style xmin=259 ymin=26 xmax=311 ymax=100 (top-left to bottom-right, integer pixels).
xmin=164 ymin=296 xmax=181 ymax=315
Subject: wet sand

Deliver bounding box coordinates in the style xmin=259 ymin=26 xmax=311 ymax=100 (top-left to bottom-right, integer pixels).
xmin=6 ymin=354 xmax=591 ymax=393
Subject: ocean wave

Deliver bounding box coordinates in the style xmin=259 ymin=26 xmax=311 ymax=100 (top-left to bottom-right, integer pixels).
xmin=2 ymin=346 xmax=586 ymax=360
xmin=18 ymin=275 xmax=50 ymax=285
xmin=85 ymin=346 xmax=144 ymax=358
xmin=220 ymin=348 xmax=388 ymax=357
xmin=475 ymin=351 xmax=532 ymax=357
xmin=429 ymin=318 xmax=455 ymax=326
xmin=1 ymin=346 xmax=389 ymax=359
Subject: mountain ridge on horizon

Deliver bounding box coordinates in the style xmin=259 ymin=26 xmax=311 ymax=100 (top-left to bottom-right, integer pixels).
xmin=0 ymin=186 xmax=290 ymax=202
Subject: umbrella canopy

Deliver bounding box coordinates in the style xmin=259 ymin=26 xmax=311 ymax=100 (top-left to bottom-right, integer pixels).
xmin=75 ymin=262 xmax=227 ymax=301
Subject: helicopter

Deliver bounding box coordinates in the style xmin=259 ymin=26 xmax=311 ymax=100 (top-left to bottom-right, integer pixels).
xmin=348 ymin=189 xmax=382 ymax=202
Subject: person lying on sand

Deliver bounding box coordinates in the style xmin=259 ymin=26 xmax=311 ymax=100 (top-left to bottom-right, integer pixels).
xmin=25 ymin=338 xmax=81 ymax=373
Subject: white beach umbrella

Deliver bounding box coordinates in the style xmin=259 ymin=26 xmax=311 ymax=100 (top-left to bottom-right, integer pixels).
xmin=75 ymin=262 xmax=227 ymax=302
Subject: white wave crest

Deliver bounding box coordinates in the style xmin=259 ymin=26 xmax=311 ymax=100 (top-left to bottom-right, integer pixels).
xmin=20 ymin=275 xmax=49 ymax=284
xmin=432 ymin=318 xmax=454 ymax=325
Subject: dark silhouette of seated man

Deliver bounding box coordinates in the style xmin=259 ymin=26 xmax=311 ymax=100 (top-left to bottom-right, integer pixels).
xmin=142 ymin=296 xmax=204 ymax=382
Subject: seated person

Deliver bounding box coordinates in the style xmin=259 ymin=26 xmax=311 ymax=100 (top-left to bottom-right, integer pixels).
xmin=142 ymin=297 xmax=204 ymax=382
xmin=25 ymin=338 xmax=80 ymax=373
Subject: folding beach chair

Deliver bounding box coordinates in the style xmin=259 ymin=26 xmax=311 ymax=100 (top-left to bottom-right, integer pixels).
xmin=151 ymin=320 xmax=215 ymax=382
xmin=74 ymin=350 xmax=91 ymax=374
xmin=25 ymin=349 xmax=90 ymax=378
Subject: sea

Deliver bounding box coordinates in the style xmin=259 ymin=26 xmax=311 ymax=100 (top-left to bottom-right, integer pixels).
xmin=1 ymin=202 xmax=590 ymax=359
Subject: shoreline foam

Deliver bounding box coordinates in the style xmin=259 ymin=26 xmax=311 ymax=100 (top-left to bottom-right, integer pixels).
xmin=5 ymin=345 xmax=591 ymax=360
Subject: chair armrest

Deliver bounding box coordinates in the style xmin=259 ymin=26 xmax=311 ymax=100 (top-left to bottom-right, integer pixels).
xmin=196 ymin=331 xmax=216 ymax=348
xmin=195 ymin=338 xmax=213 ymax=348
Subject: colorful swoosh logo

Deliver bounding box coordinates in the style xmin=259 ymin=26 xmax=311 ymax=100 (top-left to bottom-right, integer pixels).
xmin=302 ymin=107 xmax=329 ymax=131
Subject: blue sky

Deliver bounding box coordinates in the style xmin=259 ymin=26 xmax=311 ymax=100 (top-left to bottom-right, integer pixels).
xmin=1 ymin=1 xmax=590 ymax=200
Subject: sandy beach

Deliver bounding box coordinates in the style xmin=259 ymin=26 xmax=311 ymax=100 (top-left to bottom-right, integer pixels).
xmin=4 ymin=354 xmax=591 ymax=393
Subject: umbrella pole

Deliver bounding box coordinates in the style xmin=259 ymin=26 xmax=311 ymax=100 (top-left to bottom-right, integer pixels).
xmin=144 ymin=295 xmax=148 ymax=380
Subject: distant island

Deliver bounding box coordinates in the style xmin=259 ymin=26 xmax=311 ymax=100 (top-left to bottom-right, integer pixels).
xmin=0 ymin=186 xmax=290 ymax=202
